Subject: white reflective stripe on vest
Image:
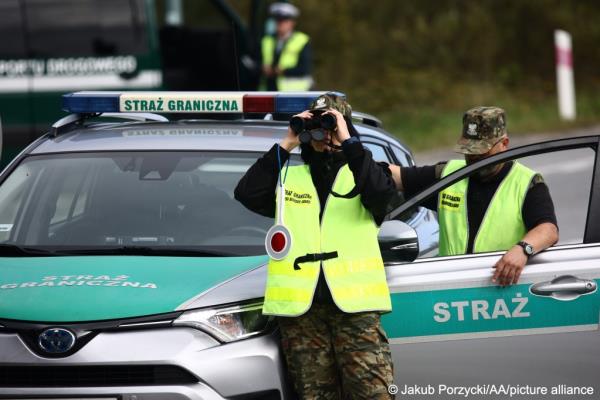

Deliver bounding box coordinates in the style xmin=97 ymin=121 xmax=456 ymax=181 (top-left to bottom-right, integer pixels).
xmin=276 ymin=76 xmax=313 ymax=91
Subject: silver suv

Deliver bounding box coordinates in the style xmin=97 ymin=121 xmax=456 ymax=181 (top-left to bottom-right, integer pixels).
xmin=1 ymin=91 xmax=598 ymax=398
xmin=0 ymin=91 xmax=436 ymax=399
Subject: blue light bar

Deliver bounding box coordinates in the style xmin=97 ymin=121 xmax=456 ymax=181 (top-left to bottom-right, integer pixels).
xmin=61 ymin=91 xmax=342 ymax=115
xmin=274 ymin=94 xmax=318 ymax=113
xmin=62 ymin=92 xmax=121 ymax=113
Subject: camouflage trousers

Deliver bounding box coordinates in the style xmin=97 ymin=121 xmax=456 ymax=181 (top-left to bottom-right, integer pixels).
xmin=278 ymin=302 xmax=395 ymax=400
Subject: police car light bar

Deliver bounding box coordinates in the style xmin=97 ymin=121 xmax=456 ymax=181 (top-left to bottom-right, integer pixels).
xmin=62 ymin=91 xmax=343 ymax=115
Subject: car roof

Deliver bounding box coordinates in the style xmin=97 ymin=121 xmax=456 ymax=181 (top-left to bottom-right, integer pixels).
xmin=29 ymin=119 xmax=411 ymax=155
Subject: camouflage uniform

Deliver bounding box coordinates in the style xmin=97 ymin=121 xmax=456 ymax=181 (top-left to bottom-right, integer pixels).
xmin=454 ymin=106 xmax=508 ymax=155
xmin=278 ymin=302 xmax=395 ymax=400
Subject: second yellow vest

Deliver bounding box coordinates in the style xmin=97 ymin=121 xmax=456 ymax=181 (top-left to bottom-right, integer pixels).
xmin=261 ymin=32 xmax=312 ymax=91
xmin=438 ymin=160 xmax=537 ymax=256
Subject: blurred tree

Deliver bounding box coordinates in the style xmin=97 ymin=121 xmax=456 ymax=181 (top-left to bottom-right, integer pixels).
xmin=285 ymin=0 xmax=600 ymax=113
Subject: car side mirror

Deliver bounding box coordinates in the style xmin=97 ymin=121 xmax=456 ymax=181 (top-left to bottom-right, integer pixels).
xmin=378 ymin=220 xmax=419 ymax=263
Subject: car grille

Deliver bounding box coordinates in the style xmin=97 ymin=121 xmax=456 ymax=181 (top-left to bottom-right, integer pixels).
xmin=0 ymin=365 xmax=198 ymax=387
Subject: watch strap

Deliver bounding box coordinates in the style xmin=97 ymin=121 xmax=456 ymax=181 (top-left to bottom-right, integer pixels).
xmin=517 ymin=241 xmax=534 ymax=257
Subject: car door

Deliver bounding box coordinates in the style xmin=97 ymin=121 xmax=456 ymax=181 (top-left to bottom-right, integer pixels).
xmin=381 ymin=136 xmax=600 ymax=391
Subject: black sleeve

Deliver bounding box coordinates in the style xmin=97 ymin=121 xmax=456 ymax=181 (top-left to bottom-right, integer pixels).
xmin=522 ymin=179 xmax=558 ymax=231
xmin=282 ymin=41 xmax=312 ymax=77
xmin=400 ymin=163 xmax=444 ymax=211
xmin=234 ymin=144 xmax=289 ymax=218
xmin=342 ymin=140 xmax=397 ymax=225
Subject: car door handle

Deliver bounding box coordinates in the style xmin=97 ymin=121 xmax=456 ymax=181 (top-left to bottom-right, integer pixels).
xmin=530 ymin=275 xmax=597 ymax=301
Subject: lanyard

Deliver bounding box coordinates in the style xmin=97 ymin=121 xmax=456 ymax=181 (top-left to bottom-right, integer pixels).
xmin=266 ymin=145 xmax=293 ymax=260
xmin=275 ymin=144 xmax=290 ymax=225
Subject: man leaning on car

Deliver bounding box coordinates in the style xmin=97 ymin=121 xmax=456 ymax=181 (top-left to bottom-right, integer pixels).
xmin=388 ymin=106 xmax=559 ymax=286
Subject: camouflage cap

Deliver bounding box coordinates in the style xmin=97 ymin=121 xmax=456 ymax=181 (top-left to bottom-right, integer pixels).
xmin=309 ymin=92 xmax=352 ymax=118
xmin=454 ymin=106 xmax=508 ymax=155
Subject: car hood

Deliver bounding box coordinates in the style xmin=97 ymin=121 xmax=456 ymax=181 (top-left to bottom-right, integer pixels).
xmin=0 ymin=255 xmax=268 ymax=322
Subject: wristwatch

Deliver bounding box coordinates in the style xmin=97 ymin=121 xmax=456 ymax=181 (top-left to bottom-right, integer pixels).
xmin=517 ymin=241 xmax=534 ymax=257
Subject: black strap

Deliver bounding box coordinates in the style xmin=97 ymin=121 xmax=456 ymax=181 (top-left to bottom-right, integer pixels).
xmin=330 ymin=148 xmax=372 ymax=199
xmin=293 ymin=251 xmax=338 ymax=270
xmin=326 ymin=141 xmax=343 ymax=150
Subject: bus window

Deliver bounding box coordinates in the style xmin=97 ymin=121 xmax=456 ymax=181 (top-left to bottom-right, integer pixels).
xmin=0 ymin=1 xmax=27 ymax=58
xmin=24 ymin=0 xmax=148 ymax=57
xmin=156 ymin=0 xmax=250 ymax=90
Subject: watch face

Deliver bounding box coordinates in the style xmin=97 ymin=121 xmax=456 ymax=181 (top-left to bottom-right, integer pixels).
xmin=525 ymin=244 xmax=534 ymax=255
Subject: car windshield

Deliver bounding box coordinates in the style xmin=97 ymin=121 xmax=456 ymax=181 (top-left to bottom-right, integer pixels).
xmin=0 ymin=151 xmax=298 ymax=256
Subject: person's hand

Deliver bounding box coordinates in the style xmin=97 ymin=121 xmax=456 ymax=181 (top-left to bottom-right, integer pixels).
xmin=262 ymin=65 xmax=274 ymax=77
xmin=273 ymin=67 xmax=282 ymax=76
xmin=322 ymin=109 xmax=350 ymax=143
xmin=492 ymin=245 xmax=528 ymax=286
xmin=281 ymin=110 xmax=312 ymax=152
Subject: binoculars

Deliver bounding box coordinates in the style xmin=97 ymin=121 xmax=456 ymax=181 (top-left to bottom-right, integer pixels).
xmin=289 ymin=112 xmax=337 ymax=144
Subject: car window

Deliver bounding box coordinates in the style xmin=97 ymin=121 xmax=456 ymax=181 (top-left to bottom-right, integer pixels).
xmin=50 ymin=164 xmax=92 ymax=225
xmin=519 ymin=147 xmax=594 ymax=245
xmin=363 ymin=142 xmax=391 ymax=163
xmin=24 ymin=0 xmax=148 ymax=57
xmin=1 ymin=151 xmax=302 ymax=256
xmin=395 ymin=145 xmax=596 ymax=259
xmin=391 ymin=145 xmax=413 ymax=167
xmin=0 ymin=165 xmax=32 ymax=243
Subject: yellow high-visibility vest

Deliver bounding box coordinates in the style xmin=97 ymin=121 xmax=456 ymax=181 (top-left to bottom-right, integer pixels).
xmin=261 ymin=32 xmax=312 ymax=91
xmin=438 ymin=160 xmax=537 ymax=256
xmin=262 ymin=164 xmax=392 ymax=316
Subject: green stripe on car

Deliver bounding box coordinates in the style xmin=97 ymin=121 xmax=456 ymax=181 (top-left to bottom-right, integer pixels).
xmin=0 ymin=255 xmax=268 ymax=322
xmin=382 ymin=281 xmax=600 ymax=341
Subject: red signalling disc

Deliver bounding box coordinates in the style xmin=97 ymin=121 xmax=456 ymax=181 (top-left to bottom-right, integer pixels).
xmin=265 ymin=224 xmax=292 ymax=260
xmin=271 ymin=231 xmax=286 ymax=252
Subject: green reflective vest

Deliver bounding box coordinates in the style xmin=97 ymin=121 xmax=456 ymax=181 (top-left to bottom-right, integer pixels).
xmin=261 ymin=32 xmax=313 ymax=91
xmin=438 ymin=160 xmax=537 ymax=256
xmin=262 ymin=164 xmax=392 ymax=316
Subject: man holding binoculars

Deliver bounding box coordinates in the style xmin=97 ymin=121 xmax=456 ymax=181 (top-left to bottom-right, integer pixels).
xmin=235 ymin=93 xmax=396 ymax=399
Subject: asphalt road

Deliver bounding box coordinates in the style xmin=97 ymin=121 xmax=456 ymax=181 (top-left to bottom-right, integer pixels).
xmin=521 ymin=147 xmax=593 ymax=243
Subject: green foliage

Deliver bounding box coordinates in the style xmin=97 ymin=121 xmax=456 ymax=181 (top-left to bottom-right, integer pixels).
xmin=291 ymin=0 xmax=600 ymax=148
xmin=382 ymin=89 xmax=600 ymax=151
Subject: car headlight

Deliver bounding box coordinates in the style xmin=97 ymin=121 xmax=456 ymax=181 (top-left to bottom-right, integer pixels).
xmin=172 ymin=302 xmax=272 ymax=343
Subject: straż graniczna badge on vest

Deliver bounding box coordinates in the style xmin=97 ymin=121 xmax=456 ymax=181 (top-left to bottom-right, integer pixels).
xmin=265 ymin=145 xmax=292 ymax=260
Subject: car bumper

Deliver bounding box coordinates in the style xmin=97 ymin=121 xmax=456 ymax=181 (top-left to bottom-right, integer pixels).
xmin=0 ymin=327 xmax=290 ymax=399
xmin=0 ymin=384 xmax=242 ymax=400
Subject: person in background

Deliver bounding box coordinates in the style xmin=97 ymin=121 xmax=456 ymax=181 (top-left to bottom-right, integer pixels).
xmin=260 ymin=2 xmax=313 ymax=91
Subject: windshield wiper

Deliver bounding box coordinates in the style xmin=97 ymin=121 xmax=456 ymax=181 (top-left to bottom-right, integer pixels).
xmin=0 ymin=244 xmax=236 ymax=257
xmin=0 ymin=244 xmax=60 ymax=257
xmin=52 ymin=246 xmax=232 ymax=257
